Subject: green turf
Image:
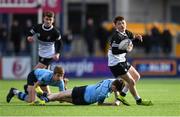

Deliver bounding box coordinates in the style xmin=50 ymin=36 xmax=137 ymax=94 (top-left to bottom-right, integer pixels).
xmin=0 ymin=78 xmax=180 ymax=116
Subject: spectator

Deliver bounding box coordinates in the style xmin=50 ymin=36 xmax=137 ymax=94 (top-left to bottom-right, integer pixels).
xmin=0 ymin=23 xmax=8 ymax=56
xmin=97 ymin=22 xmax=110 ymax=56
xmin=23 ymin=19 xmax=33 ymax=54
xmin=62 ymin=29 xmax=73 ymax=57
xmin=83 ymin=18 xmax=96 ymax=56
xmin=143 ymin=30 xmax=151 ymax=55
xmin=150 ymin=23 xmax=161 ymax=54
xmin=161 ymin=28 xmax=172 ymax=55
xmin=10 ymin=20 xmax=22 ymax=56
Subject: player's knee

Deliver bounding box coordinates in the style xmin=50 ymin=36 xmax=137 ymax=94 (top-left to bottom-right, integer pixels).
xmin=136 ymin=73 xmax=141 ymax=81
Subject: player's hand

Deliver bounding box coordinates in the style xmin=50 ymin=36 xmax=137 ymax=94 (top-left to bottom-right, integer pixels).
xmin=27 ymin=36 xmax=34 ymax=43
xmin=53 ymin=53 xmax=60 ymax=61
xmin=135 ymin=34 xmax=143 ymax=42
xmin=126 ymin=43 xmax=133 ymax=52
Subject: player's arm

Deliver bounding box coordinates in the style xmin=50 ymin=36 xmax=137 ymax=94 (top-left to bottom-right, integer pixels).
xmin=27 ymin=81 xmax=41 ymax=103
xmin=27 ymin=25 xmax=38 ymax=42
xmin=54 ymin=31 xmax=62 ymax=60
xmin=126 ymin=30 xmax=143 ymax=42
xmin=111 ymin=34 xmax=127 ymax=54
xmin=97 ymin=96 xmax=119 ymax=106
xmin=97 ymin=86 xmax=118 ymax=106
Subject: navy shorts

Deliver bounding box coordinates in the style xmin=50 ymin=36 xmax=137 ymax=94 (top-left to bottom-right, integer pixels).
xmin=39 ymin=56 xmax=53 ymax=67
xmin=109 ymin=61 xmax=131 ymax=78
xmin=27 ymin=70 xmax=37 ymax=86
xmin=72 ymin=86 xmax=90 ymax=105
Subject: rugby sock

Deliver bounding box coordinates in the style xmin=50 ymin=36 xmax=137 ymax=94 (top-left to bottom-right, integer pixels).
xmin=59 ymin=79 xmax=65 ymax=91
xmin=13 ymin=89 xmax=20 ymax=95
xmin=135 ymin=96 xmax=141 ymax=101
xmin=17 ymin=92 xmax=28 ymax=101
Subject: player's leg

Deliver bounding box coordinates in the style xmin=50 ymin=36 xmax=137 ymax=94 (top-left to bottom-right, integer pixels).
xmin=129 ymin=66 xmax=140 ymax=81
xmin=117 ymin=72 xmax=139 ymax=106
xmin=34 ymin=62 xmax=47 ymax=69
xmin=119 ymin=72 xmax=140 ymax=99
xmin=120 ymin=66 xmax=140 ymax=96
xmin=26 ymin=70 xmax=38 ymax=103
xmin=48 ymin=89 xmax=72 ymax=101
xmin=60 ymin=97 xmax=73 ymax=103
xmin=109 ymin=62 xmax=131 ymax=106
xmin=120 ymin=67 xmax=152 ymax=105
xmin=27 ymin=85 xmax=36 ymax=102
xmin=6 ymin=87 xmax=29 ymax=103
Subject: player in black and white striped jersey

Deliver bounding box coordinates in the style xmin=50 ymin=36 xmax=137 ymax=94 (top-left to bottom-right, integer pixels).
xmin=26 ymin=11 xmax=68 ymax=94
xmin=27 ymin=11 xmax=62 ymax=69
xmin=108 ymin=16 xmax=152 ymax=106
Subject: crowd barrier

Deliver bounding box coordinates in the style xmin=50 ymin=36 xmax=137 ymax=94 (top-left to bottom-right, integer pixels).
xmin=0 ymin=57 xmax=180 ymax=79
xmin=51 ymin=57 xmax=180 ymax=78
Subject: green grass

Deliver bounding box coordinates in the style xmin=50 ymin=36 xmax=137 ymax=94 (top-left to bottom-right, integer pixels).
xmin=0 ymin=78 xmax=180 ymax=116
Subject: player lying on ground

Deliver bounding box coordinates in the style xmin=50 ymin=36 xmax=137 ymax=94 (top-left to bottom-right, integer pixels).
xmin=6 ymin=65 xmax=65 ymax=105
xmin=108 ymin=16 xmax=153 ymax=106
xmin=39 ymin=79 xmax=125 ymax=106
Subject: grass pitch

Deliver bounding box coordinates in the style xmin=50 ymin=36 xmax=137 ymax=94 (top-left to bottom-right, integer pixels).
xmin=0 ymin=78 xmax=180 ymax=116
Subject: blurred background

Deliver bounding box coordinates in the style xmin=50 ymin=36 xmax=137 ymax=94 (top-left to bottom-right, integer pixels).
xmin=0 ymin=0 xmax=180 ymax=79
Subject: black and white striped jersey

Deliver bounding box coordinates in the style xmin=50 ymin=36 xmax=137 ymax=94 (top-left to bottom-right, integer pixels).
xmin=28 ymin=24 xmax=62 ymax=58
xmin=108 ymin=30 xmax=134 ymax=66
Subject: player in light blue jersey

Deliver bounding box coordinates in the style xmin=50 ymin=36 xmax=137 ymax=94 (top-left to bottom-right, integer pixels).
xmin=40 ymin=79 xmax=125 ymax=106
xmin=6 ymin=65 xmax=64 ymax=105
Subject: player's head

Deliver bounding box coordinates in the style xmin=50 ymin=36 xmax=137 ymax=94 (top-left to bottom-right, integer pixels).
xmin=112 ymin=79 xmax=125 ymax=93
xmin=53 ymin=65 xmax=65 ymax=81
xmin=43 ymin=11 xmax=55 ymax=27
xmin=113 ymin=16 xmax=126 ymax=32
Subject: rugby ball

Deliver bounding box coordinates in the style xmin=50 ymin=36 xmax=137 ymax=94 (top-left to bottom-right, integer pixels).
xmin=118 ymin=39 xmax=132 ymax=50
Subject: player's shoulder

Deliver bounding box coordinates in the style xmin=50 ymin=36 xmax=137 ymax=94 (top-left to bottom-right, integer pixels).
xmin=125 ymin=30 xmax=134 ymax=39
xmin=111 ymin=31 xmax=123 ymax=43
xmin=53 ymin=26 xmax=60 ymax=32
xmin=31 ymin=24 xmax=42 ymax=29
xmin=111 ymin=31 xmax=120 ymax=39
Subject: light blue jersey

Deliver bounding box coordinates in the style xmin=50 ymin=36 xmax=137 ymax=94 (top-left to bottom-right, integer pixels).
xmin=84 ymin=79 xmax=115 ymax=104
xmin=34 ymin=69 xmax=65 ymax=91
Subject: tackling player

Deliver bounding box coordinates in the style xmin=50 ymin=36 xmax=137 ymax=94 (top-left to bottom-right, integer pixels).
xmin=39 ymin=79 xmax=125 ymax=106
xmin=6 ymin=65 xmax=65 ymax=105
xmin=108 ymin=16 xmax=152 ymax=106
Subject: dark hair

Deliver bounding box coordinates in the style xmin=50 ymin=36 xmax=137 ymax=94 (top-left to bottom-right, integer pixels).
xmin=53 ymin=65 xmax=64 ymax=74
xmin=43 ymin=11 xmax=55 ymax=18
xmin=113 ymin=16 xmax=125 ymax=24
xmin=112 ymin=79 xmax=125 ymax=92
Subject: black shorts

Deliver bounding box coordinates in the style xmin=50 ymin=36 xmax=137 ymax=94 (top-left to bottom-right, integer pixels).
xmin=71 ymin=86 xmax=90 ymax=105
xmin=27 ymin=70 xmax=37 ymax=86
xmin=39 ymin=56 xmax=53 ymax=67
xmin=109 ymin=61 xmax=131 ymax=78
